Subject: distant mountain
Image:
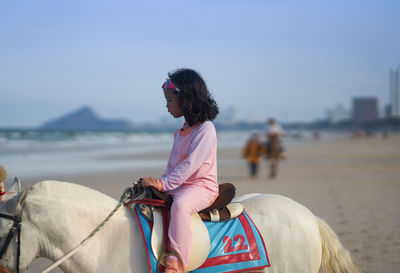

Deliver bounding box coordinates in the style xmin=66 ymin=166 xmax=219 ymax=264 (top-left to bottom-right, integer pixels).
xmin=40 ymin=106 xmax=135 ymax=130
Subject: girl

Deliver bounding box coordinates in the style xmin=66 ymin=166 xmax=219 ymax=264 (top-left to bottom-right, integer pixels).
xmin=142 ymin=68 xmax=219 ymax=273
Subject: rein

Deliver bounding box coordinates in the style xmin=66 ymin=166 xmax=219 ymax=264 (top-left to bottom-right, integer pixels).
xmin=0 ymin=212 xmax=22 ymax=273
xmin=0 ymin=181 xmax=144 ymax=273
xmin=39 ymin=182 xmax=146 ymax=273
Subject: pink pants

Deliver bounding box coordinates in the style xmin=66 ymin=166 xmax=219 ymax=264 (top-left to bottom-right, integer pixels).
xmin=168 ymin=184 xmax=217 ymax=266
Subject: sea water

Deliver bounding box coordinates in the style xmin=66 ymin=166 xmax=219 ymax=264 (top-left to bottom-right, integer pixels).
xmin=0 ymin=129 xmax=343 ymax=179
xmin=0 ymin=129 xmax=252 ymax=179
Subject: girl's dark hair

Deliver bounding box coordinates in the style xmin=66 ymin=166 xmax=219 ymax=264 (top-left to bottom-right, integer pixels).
xmin=168 ymin=68 xmax=219 ymax=126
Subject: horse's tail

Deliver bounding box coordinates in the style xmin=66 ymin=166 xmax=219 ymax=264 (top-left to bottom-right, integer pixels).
xmin=316 ymin=217 xmax=361 ymax=273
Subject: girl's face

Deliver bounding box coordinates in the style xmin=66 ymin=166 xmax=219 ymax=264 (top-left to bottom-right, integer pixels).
xmin=164 ymin=89 xmax=184 ymax=118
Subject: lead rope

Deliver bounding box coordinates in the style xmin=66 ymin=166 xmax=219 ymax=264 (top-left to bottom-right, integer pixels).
xmin=40 ymin=190 xmax=132 ymax=273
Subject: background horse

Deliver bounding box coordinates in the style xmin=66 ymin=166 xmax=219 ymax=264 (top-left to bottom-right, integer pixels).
xmin=0 ymin=180 xmax=359 ymax=273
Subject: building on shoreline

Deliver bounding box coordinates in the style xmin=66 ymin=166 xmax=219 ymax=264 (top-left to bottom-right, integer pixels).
xmin=327 ymin=104 xmax=351 ymax=123
xmin=352 ymin=97 xmax=378 ymax=123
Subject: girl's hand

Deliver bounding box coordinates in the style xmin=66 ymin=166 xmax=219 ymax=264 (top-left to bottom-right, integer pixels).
xmin=141 ymin=177 xmax=163 ymax=191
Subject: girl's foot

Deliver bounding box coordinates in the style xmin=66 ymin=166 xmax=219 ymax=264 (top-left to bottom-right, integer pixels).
xmin=165 ymin=255 xmax=184 ymax=273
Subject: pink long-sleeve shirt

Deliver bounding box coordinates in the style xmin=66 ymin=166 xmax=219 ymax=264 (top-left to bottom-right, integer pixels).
xmin=159 ymin=121 xmax=219 ymax=195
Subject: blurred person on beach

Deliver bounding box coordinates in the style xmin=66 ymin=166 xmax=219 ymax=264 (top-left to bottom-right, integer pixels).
xmin=0 ymin=165 xmax=7 ymax=200
xmin=265 ymin=118 xmax=285 ymax=178
xmin=382 ymin=129 xmax=389 ymax=139
xmin=313 ymin=131 xmax=322 ymax=140
xmin=242 ymin=131 xmax=265 ymax=178
xmin=141 ymin=68 xmax=219 ymax=273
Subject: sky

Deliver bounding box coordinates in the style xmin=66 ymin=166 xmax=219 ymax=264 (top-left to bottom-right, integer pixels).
xmin=1 ymin=0 xmax=399 ymax=127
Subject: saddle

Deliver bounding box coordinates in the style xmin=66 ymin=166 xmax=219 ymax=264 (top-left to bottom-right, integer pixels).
xmin=128 ymin=183 xmax=245 ymax=272
xmin=130 ymin=201 xmax=270 ymax=273
xmin=144 ymin=183 xmax=243 ymax=222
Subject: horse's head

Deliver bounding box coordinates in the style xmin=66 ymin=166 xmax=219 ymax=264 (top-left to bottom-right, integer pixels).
xmin=0 ymin=178 xmax=30 ymax=273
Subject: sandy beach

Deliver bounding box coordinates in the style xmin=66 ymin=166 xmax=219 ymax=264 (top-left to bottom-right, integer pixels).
xmin=18 ymin=133 xmax=400 ymax=273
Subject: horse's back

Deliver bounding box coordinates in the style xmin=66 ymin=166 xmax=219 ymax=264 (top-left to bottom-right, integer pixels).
xmin=236 ymin=194 xmax=322 ymax=273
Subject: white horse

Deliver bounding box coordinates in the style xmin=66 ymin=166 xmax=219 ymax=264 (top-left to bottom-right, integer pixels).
xmin=0 ymin=180 xmax=360 ymax=273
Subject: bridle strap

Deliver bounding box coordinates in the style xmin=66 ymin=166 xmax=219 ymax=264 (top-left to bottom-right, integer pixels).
xmin=0 ymin=212 xmax=20 ymax=222
xmin=16 ymin=224 xmax=21 ymax=273
xmin=0 ymin=212 xmax=22 ymax=273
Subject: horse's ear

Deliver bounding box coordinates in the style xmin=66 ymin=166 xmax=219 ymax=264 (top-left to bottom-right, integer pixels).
xmin=8 ymin=177 xmax=22 ymax=194
xmin=3 ymin=182 xmax=29 ymax=214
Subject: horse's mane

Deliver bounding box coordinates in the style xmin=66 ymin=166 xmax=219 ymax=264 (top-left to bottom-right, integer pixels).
xmin=25 ymin=180 xmax=118 ymax=209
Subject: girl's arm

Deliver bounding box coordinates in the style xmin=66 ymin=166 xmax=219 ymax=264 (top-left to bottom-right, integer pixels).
xmin=160 ymin=122 xmax=216 ymax=191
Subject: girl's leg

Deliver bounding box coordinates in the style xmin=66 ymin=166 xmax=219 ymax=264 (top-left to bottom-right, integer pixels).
xmin=168 ymin=185 xmax=215 ymax=267
xmin=249 ymin=162 xmax=256 ymax=177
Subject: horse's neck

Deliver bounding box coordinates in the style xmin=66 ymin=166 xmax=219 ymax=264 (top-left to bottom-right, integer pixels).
xmin=22 ymin=182 xmax=147 ymax=273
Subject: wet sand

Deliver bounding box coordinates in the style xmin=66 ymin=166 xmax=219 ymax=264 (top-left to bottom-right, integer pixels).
xmin=21 ymin=134 xmax=400 ymax=273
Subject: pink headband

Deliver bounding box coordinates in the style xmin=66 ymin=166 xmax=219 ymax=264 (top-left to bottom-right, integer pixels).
xmin=162 ymin=78 xmax=180 ymax=92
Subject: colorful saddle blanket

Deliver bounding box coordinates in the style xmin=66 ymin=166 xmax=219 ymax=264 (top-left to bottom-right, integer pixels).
xmin=133 ymin=205 xmax=270 ymax=273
